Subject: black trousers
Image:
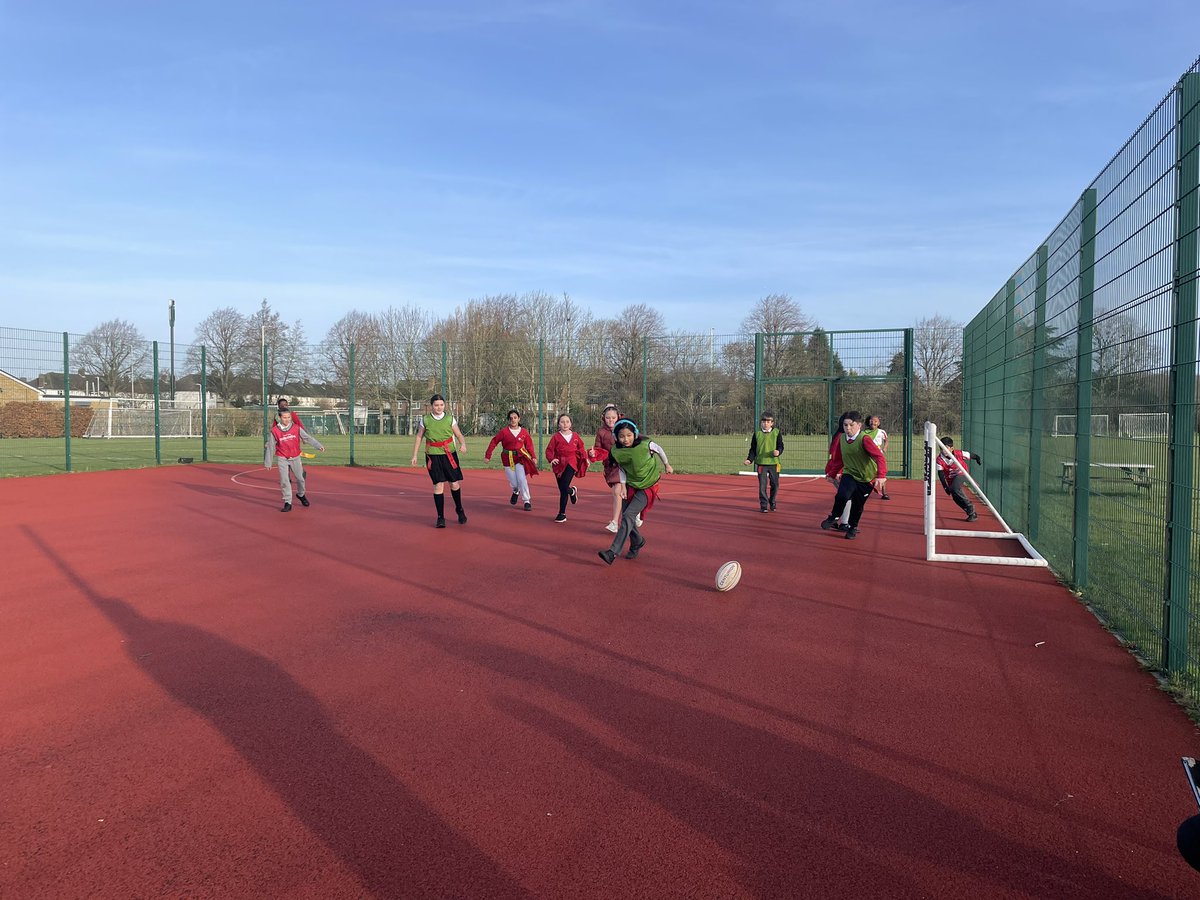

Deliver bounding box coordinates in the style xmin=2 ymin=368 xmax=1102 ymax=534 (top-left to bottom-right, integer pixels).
xmin=756 ymin=465 xmax=779 ymax=510
xmin=556 ymin=465 xmax=577 ymax=515
xmin=829 ymin=476 xmax=873 ymax=528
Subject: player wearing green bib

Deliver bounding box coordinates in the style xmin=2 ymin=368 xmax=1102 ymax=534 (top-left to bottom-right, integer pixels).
xmin=410 ymin=394 xmax=469 ymax=528
xmin=820 ymin=410 xmax=887 ymax=541
xmin=742 ymin=411 xmax=784 ymax=512
xmin=597 ymin=419 xmax=673 ymax=565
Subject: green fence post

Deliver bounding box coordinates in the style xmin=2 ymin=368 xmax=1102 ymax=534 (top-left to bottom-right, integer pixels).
xmin=440 ymin=341 xmax=448 ymax=400
xmin=153 ymin=341 xmax=161 ymax=465
xmin=201 ymin=346 xmax=208 ymax=462
xmin=641 ymin=337 xmax=648 ymax=430
xmin=1164 ymin=71 xmax=1200 ymax=674
xmin=1073 ymin=189 xmax=1097 ymax=588
xmin=903 ymin=327 xmax=914 ymax=478
xmin=1028 ymin=245 xmax=1049 ymax=539
xmin=753 ymin=333 xmax=763 ymax=424
xmin=1002 ymin=278 xmax=1016 ymax=520
xmin=62 ymin=332 xmax=71 ymax=473
xmin=261 ymin=342 xmax=269 ymax=450
xmin=537 ymin=340 xmax=545 ymax=458
xmin=349 ymin=343 xmax=357 ymax=466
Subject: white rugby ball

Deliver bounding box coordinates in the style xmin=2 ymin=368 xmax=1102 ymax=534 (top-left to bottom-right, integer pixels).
xmin=715 ymin=560 xmax=742 ymax=592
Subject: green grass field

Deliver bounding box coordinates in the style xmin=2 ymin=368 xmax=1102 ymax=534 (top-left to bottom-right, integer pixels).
xmin=0 ymin=432 xmax=921 ymax=479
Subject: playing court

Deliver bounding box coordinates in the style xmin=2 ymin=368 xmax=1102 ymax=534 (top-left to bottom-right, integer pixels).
xmin=2 ymin=464 xmax=1197 ymax=898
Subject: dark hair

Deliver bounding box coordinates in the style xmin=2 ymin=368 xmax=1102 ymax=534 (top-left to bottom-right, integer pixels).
xmin=507 ymin=409 xmax=521 ymax=419
xmin=943 ymin=437 xmax=955 ymax=447
xmin=277 ymin=397 xmax=289 ymax=409
xmin=841 ymin=410 xmax=862 ymax=425
xmin=557 ymin=412 xmax=572 ymax=426
xmin=760 ymin=411 xmax=775 ymax=420
xmin=614 ymin=419 xmax=643 ymax=445
xmin=430 ymin=394 xmax=445 ymax=404
xmin=602 ymin=404 xmax=619 ymax=415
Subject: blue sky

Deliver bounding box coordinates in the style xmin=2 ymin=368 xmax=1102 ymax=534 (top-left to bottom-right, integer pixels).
xmin=2 ymin=0 xmax=1198 ymax=344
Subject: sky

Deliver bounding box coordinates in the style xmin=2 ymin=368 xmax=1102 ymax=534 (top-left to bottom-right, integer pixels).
xmin=2 ymin=0 xmax=1199 ymax=346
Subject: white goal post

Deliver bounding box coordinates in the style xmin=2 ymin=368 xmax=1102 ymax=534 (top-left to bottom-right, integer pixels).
xmin=924 ymin=422 xmax=1048 ymax=567
xmin=1052 ymin=414 xmax=1110 ymax=437
xmin=82 ymin=399 xmax=202 ymax=439
xmin=1118 ymin=412 xmax=1169 ymax=439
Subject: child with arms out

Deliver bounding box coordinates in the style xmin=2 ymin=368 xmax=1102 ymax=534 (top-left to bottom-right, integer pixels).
xmin=545 ymin=413 xmax=589 ymax=523
xmin=264 ymin=410 xmax=324 ymax=511
xmin=484 ymin=409 xmax=537 ymax=511
xmin=597 ymin=419 xmax=672 ymax=565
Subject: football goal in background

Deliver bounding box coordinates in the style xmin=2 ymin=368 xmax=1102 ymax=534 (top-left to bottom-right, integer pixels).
xmin=924 ymin=422 xmax=1047 ymax=568
xmin=82 ymin=399 xmax=203 ymax=439
xmin=1052 ymin=414 xmax=1110 ymax=437
xmin=1118 ymin=412 xmax=1169 ymax=439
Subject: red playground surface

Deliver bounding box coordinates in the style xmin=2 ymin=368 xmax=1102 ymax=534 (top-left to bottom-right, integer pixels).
xmin=2 ymin=464 xmax=1198 ymax=898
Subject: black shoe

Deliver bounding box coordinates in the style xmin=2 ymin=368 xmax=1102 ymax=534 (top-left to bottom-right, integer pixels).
xmin=510 ymin=491 xmax=519 ymax=505
xmin=845 ymin=526 xmax=858 ymax=540
xmin=626 ymin=537 xmax=645 ymax=559
xmin=435 ymin=517 xmax=446 ymax=528
xmin=769 ymin=504 xmax=776 ymax=511
xmin=281 ymin=502 xmax=292 ymax=512
xmin=834 ymin=523 xmax=847 ymax=531
xmin=523 ymin=502 xmax=531 ymax=511
xmin=761 ymin=507 xmax=769 ymax=513
xmin=569 ymin=486 xmax=577 ymax=505
xmin=298 ymin=495 xmax=310 ymax=507
xmin=966 ymin=512 xmax=977 ymax=522
xmin=555 ymin=513 xmax=567 ymax=523
xmin=457 ymin=510 xmax=467 ymax=524
xmin=881 ymin=493 xmax=891 ymax=500
xmin=821 ymin=516 xmax=838 ymax=530
xmin=598 ymin=549 xmax=616 ymax=565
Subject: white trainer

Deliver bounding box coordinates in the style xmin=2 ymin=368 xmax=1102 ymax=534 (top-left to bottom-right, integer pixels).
xmin=606 ymin=521 xmax=619 ymax=533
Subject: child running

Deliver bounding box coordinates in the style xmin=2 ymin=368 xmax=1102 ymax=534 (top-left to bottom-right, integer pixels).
xmin=484 ymin=409 xmax=537 ymax=511
xmin=593 ymin=404 xmax=626 ymax=532
xmin=545 ymin=413 xmax=589 ymax=523
xmin=598 ymin=419 xmax=672 ymax=565
xmin=937 ymin=437 xmax=982 ymax=521
xmin=743 ymin=410 xmax=784 ymax=512
xmin=264 ymin=409 xmax=324 ymax=512
xmin=410 ymin=394 xmax=469 ymax=528
xmin=820 ymin=410 xmax=887 ymax=540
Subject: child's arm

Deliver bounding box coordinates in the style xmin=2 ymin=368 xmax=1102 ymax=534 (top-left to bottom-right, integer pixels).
xmin=545 ymin=434 xmax=558 ymax=465
xmin=410 ymin=422 xmax=425 ymax=466
xmin=484 ymin=431 xmax=503 ymax=461
xmin=452 ymin=420 xmax=468 ymax=455
xmin=825 ymin=438 xmax=843 ymax=483
xmin=743 ymin=433 xmax=757 ymax=466
xmin=648 ymin=441 xmax=674 ymax=475
xmin=774 ymin=433 xmax=783 ymax=457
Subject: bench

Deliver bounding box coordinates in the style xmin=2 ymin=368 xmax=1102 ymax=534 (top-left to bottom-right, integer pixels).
xmin=1060 ymin=461 xmax=1154 ymax=491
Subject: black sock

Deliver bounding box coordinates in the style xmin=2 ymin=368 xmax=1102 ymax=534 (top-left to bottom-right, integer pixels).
xmin=451 ymin=488 xmax=463 ymax=513
xmin=434 ymin=494 xmax=445 ymax=516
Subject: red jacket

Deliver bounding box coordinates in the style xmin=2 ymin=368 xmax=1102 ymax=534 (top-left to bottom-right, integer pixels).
xmin=545 ymin=431 xmax=589 ymax=479
xmin=485 ymin=427 xmax=538 ymax=478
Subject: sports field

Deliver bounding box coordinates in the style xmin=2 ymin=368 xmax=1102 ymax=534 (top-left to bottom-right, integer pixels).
xmin=3 ymin=463 xmax=1198 ymax=897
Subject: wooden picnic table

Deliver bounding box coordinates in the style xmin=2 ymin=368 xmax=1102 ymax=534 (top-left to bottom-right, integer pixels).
xmin=1060 ymin=461 xmax=1154 ymax=491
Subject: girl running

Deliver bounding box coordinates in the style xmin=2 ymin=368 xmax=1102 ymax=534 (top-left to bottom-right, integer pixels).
xmin=598 ymin=419 xmax=672 ymax=565
xmin=593 ymin=404 xmax=625 ymax=532
xmin=410 ymin=394 xmax=469 ymax=528
xmin=484 ymin=409 xmax=537 ymax=511
xmin=545 ymin=413 xmax=589 ymax=523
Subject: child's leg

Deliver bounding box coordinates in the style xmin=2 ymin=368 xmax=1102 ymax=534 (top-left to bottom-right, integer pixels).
xmin=829 ymin=477 xmax=855 ymax=518
xmin=757 ymin=467 xmax=770 ymax=511
xmin=450 ymin=480 xmax=465 ymax=521
xmin=292 ymin=458 xmax=306 ymax=497
xmin=949 ymin=476 xmax=975 ymax=515
xmin=610 ymin=481 xmax=623 ymax=525
xmin=276 ymin=458 xmax=293 ymax=504
xmin=557 ymin=466 xmax=576 ymax=515
xmin=608 ymin=490 xmax=649 ymax=554
xmin=846 ymin=479 xmax=873 ymax=527
xmin=512 ymin=466 xmax=530 ymax=503
xmin=768 ymin=469 xmax=779 ymax=508
xmin=503 ymin=465 xmax=519 ymax=497
xmin=839 ymin=498 xmax=852 ymax=526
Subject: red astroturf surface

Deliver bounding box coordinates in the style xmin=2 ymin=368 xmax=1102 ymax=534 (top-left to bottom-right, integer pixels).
xmin=2 ymin=464 xmax=1199 ymax=899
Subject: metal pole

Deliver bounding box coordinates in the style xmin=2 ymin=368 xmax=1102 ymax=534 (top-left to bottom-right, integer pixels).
xmin=349 ymin=343 xmax=357 ymax=466
xmin=201 ymin=346 xmax=208 ymax=462
xmin=63 ymin=333 xmax=72 ymax=473
xmin=168 ymin=299 xmax=176 ymax=402
xmin=153 ymin=341 xmax=161 ymax=465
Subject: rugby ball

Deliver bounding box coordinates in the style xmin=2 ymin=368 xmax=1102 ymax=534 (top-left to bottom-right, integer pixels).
xmin=715 ymin=560 xmax=742 ymax=592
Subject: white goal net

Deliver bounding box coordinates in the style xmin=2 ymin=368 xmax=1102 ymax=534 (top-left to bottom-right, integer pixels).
xmin=1052 ymin=414 xmax=1110 ymax=437
xmin=83 ymin=399 xmax=202 ymax=439
xmin=924 ymin=422 xmax=1047 ymax=568
xmin=1118 ymin=412 xmax=1169 ymax=439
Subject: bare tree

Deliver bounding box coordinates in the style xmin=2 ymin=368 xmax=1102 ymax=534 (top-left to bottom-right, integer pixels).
xmin=322 ymin=310 xmax=381 ymax=399
xmin=730 ymin=293 xmax=815 ymax=378
xmin=377 ymin=305 xmax=435 ymax=432
xmin=75 ymin=319 xmax=149 ymax=396
xmin=914 ymin=315 xmax=963 ymax=391
xmin=186 ymin=307 xmax=249 ymax=403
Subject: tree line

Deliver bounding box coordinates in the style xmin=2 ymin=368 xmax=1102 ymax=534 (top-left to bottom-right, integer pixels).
xmin=63 ymin=294 xmax=965 ymax=436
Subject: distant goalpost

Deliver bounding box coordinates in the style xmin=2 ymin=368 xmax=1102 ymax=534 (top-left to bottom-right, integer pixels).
xmin=82 ymin=399 xmax=202 ymax=439
xmin=924 ymin=422 xmax=1047 ymax=567
xmin=1118 ymin=412 xmax=1169 ymax=439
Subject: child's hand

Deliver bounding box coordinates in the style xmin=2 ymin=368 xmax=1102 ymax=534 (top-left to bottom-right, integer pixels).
xmin=411 ymin=455 xmax=419 ymax=466
xmin=743 ymin=458 xmax=751 ymax=467
xmin=459 ymin=443 xmax=467 ymax=454
xmin=664 ymin=464 xmax=674 ymax=475
xmin=772 ymin=450 xmax=780 ymax=457
xmin=550 ymin=458 xmax=559 ymax=467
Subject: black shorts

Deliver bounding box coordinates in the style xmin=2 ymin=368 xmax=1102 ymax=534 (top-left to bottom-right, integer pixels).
xmin=425 ymin=453 xmax=463 ymax=485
